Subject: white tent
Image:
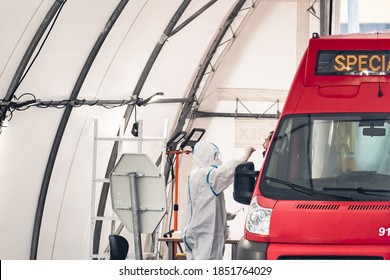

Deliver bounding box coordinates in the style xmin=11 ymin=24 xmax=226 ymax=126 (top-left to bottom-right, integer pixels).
xmin=0 ymin=0 xmax=384 ymax=260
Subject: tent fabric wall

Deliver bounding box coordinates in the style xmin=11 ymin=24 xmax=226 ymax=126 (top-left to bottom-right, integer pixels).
xmin=0 ymin=0 xmax=320 ymax=259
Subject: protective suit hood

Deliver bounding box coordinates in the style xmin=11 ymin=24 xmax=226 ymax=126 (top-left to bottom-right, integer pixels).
xmin=193 ymin=141 xmax=222 ymax=167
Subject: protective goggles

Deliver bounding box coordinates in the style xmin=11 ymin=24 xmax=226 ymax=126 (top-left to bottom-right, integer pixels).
xmin=214 ymin=151 xmax=222 ymax=161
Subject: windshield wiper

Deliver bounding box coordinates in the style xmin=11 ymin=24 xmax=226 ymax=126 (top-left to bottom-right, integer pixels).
xmin=264 ymin=176 xmax=314 ymax=195
xmin=324 ymin=187 xmax=390 ymax=197
xmin=264 ymin=176 xmax=355 ymax=200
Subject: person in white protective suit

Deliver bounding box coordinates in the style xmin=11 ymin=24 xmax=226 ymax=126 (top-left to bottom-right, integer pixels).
xmin=182 ymin=141 xmax=256 ymax=260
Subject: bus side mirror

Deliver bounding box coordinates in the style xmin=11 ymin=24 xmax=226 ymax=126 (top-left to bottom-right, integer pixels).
xmin=233 ymin=162 xmax=259 ymax=205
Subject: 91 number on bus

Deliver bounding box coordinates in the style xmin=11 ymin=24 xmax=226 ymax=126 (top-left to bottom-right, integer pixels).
xmin=379 ymin=227 xmax=390 ymax=236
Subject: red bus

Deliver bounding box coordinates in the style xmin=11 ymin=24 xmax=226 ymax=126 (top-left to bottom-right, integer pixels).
xmin=234 ymin=31 xmax=390 ymax=260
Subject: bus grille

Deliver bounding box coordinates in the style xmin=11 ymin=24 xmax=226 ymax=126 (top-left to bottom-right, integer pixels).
xmin=348 ymin=205 xmax=390 ymax=211
xmin=295 ymin=204 xmax=390 ymax=211
xmin=295 ymin=204 xmax=340 ymax=210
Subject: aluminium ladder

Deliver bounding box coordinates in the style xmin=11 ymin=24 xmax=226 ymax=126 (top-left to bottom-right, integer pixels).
xmin=90 ymin=118 xmax=168 ymax=259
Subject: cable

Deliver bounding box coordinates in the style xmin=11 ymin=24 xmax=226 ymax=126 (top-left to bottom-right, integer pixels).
xmin=0 ymin=96 xmax=139 ymax=110
xmin=167 ymin=154 xmax=176 ymax=233
xmin=17 ymin=1 xmax=67 ymax=92
xmin=134 ymin=103 xmax=137 ymax=122
xmin=14 ymin=93 xmax=37 ymax=111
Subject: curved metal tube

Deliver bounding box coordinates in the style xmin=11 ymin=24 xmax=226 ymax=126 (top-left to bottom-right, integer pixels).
xmin=164 ymin=0 xmax=248 ymax=181
xmin=92 ymin=0 xmax=193 ymax=257
xmin=132 ymin=0 xmax=193 ymax=98
xmin=30 ymin=0 xmax=129 ymax=260
xmin=152 ymin=0 xmax=252 ymax=252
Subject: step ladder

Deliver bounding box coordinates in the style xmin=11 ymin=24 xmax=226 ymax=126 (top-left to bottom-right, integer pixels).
xmin=90 ymin=118 xmax=168 ymax=259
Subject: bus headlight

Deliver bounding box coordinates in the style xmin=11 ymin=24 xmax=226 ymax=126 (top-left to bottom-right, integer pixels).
xmin=245 ymin=198 xmax=272 ymax=235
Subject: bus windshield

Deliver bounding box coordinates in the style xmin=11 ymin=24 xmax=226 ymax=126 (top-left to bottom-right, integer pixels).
xmin=262 ymin=113 xmax=390 ymax=201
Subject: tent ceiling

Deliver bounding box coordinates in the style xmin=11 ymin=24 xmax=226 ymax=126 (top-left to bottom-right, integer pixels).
xmin=0 ymin=0 xmax=318 ymax=259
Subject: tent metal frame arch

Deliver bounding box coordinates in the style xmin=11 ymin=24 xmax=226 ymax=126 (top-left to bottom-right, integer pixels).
xmin=166 ymin=0 xmax=256 ymax=169
xmin=30 ymin=0 xmax=130 ymax=260
xmin=91 ymin=0 xmax=194 ymax=258
xmin=159 ymin=0 xmax=264 ymax=249
xmin=160 ymin=0 xmax=258 ymax=252
xmin=168 ymin=0 xmax=256 ymax=144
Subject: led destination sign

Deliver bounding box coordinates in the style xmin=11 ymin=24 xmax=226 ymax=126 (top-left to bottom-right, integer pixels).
xmin=316 ymin=50 xmax=390 ymax=75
